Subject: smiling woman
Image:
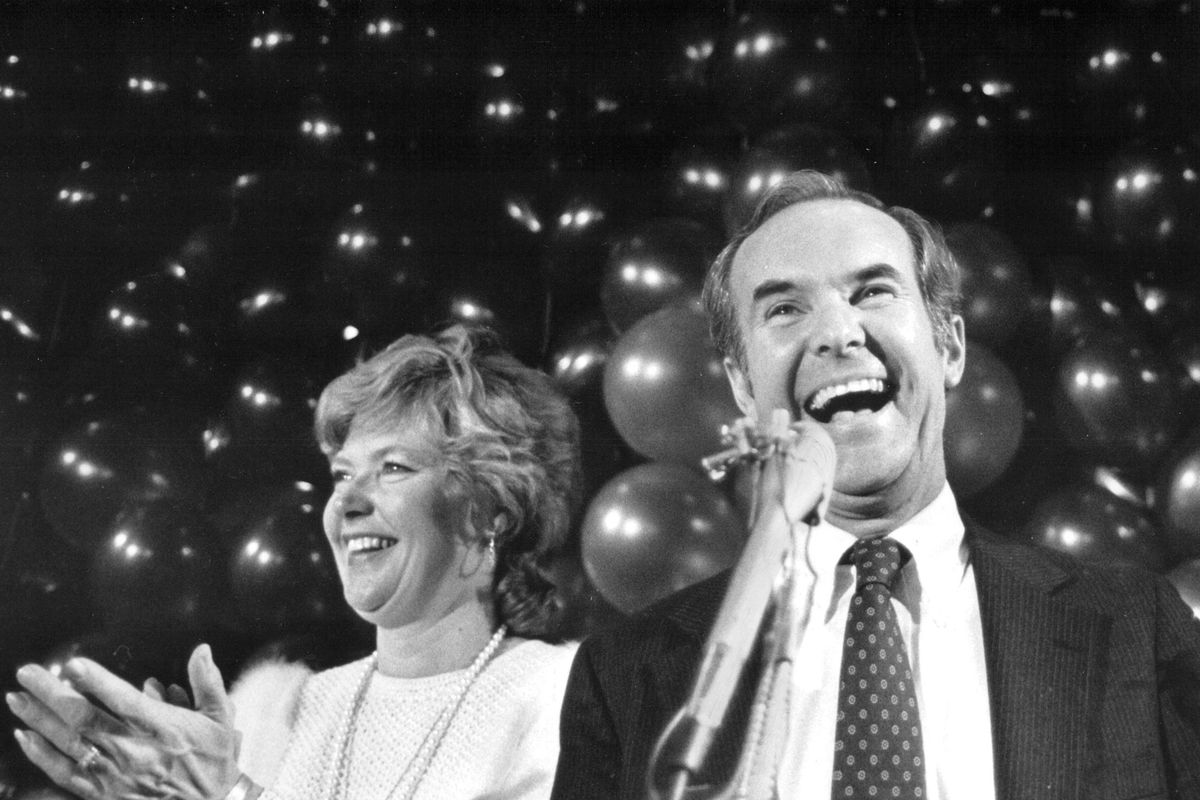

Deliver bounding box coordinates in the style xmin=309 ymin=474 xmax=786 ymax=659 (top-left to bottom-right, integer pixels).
xmin=7 ymin=325 xmax=584 ymax=800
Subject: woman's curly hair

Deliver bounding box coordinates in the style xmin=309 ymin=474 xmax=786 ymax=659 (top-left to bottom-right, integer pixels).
xmin=313 ymin=324 xmax=583 ymax=641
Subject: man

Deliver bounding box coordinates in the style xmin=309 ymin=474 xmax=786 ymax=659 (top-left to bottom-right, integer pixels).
xmin=551 ymin=171 xmax=1200 ymax=800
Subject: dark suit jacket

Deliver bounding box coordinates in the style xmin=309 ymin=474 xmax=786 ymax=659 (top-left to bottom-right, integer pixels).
xmin=550 ymin=522 xmax=1200 ymax=800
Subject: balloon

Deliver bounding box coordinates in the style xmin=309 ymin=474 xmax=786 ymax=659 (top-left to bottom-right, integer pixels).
xmin=204 ymin=355 xmax=328 ymax=488
xmin=1053 ymin=333 xmax=1182 ymax=469
xmin=1074 ymin=29 xmax=1182 ymax=150
xmin=723 ymin=123 xmax=871 ymax=234
xmin=709 ymin=11 xmax=856 ymax=135
xmin=580 ymin=462 xmax=746 ymax=615
xmin=1134 ymin=271 xmax=1200 ymax=341
xmin=89 ymin=500 xmax=220 ymax=632
xmin=77 ymin=271 xmax=217 ymax=399
xmin=541 ymin=184 xmax=624 ymax=304
xmin=1025 ymin=482 xmax=1167 ymax=571
xmin=1167 ymin=325 xmax=1200 ymax=421
xmin=883 ymin=90 xmax=1000 ymax=220
xmin=603 ymin=301 xmax=741 ymax=465
xmin=1167 ymin=559 xmax=1200 ymax=619
xmin=1095 ymin=139 xmax=1200 ymax=260
xmin=546 ymin=316 xmax=639 ymax=496
xmin=39 ymin=408 xmax=211 ymax=551
xmin=944 ymin=223 xmax=1035 ymax=346
xmin=0 ymin=506 xmax=90 ymax=646
xmin=225 ymin=481 xmax=344 ymax=636
xmin=1156 ymin=429 xmax=1200 ymax=559
xmin=1046 ymin=257 xmax=1142 ymax=352
xmin=600 ymin=217 xmax=721 ymax=333
xmin=944 ymin=342 xmax=1026 ymax=498
xmin=312 ymin=203 xmax=436 ymax=353
xmin=664 ymin=135 xmax=739 ymax=227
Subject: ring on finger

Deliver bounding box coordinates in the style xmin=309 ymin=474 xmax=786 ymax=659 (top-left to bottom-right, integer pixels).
xmin=76 ymin=743 xmax=104 ymax=773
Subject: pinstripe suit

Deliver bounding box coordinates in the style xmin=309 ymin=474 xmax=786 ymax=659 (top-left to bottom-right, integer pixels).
xmin=550 ymin=522 xmax=1200 ymax=800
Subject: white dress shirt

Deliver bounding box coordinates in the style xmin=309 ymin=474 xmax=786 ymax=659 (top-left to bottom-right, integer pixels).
xmin=775 ymin=483 xmax=995 ymax=800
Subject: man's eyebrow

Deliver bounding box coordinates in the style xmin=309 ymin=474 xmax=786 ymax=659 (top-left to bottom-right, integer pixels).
xmin=856 ymin=263 xmax=905 ymax=283
xmin=750 ymin=279 xmax=803 ymax=304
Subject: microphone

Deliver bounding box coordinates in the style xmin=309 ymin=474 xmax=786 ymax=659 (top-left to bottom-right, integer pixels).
xmin=650 ymin=415 xmax=836 ymax=800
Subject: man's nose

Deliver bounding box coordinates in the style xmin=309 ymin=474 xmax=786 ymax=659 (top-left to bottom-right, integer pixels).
xmin=809 ymin=299 xmax=865 ymax=357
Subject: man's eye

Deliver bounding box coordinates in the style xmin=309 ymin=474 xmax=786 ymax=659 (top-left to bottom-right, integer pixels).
xmin=330 ymin=470 xmax=351 ymax=484
xmin=766 ymin=302 xmax=800 ymax=319
xmin=858 ymin=285 xmax=895 ymax=302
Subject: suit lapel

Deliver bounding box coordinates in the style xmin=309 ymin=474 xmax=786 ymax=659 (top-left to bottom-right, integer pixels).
xmin=969 ymin=524 xmax=1111 ymax=800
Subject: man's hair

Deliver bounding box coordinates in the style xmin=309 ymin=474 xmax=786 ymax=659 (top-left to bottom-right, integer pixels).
xmin=314 ymin=324 xmax=582 ymax=641
xmin=702 ymin=170 xmax=962 ymax=371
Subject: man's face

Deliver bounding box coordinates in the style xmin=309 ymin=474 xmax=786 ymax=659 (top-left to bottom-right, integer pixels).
xmin=724 ymin=198 xmax=965 ymax=530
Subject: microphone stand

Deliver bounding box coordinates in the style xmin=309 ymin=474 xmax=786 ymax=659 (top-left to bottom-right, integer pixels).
xmin=646 ymin=411 xmax=832 ymax=800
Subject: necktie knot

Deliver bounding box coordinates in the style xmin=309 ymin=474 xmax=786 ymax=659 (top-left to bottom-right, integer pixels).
xmin=846 ymin=536 xmax=907 ymax=591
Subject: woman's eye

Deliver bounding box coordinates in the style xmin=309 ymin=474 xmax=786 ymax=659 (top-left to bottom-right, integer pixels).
xmin=330 ymin=470 xmax=351 ymax=484
xmin=382 ymin=461 xmax=415 ymax=476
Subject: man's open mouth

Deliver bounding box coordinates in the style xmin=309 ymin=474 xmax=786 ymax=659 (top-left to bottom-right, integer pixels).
xmin=346 ymin=536 xmax=399 ymax=554
xmin=804 ymin=378 xmax=895 ymax=424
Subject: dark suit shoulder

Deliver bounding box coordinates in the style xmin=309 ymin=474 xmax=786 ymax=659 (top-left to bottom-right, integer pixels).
xmin=578 ymin=570 xmax=732 ymax=661
xmin=967 ymin=519 xmax=1182 ymax=617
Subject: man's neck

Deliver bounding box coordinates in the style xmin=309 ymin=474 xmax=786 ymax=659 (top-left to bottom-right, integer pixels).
xmin=825 ymin=479 xmax=947 ymax=539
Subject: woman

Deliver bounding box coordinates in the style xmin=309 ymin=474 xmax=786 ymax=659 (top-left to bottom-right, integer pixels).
xmin=7 ymin=325 xmax=584 ymax=800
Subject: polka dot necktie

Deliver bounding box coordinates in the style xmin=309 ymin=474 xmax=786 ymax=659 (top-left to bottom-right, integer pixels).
xmin=832 ymin=537 xmax=926 ymax=800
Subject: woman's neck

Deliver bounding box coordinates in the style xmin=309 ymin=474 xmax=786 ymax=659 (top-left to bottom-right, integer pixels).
xmin=374 ymin=601 xmax=498 ymax=679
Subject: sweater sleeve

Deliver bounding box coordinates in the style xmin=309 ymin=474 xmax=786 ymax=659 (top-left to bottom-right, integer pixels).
xmin=494 ymin=642 xmax=578 ymax=800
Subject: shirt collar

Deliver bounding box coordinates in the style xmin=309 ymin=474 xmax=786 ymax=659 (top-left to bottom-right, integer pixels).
xmin=803 ymin=483 xmax=966 ymax=618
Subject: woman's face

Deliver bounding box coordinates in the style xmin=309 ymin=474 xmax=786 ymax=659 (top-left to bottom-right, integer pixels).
xmin=322 ymin=416 xmax=489 ymax=630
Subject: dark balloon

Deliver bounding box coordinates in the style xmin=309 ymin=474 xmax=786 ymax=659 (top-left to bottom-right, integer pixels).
xmin=547 ymin=316 xmax=614 ymax=398
xmin=313 ymin=203 xmax=435 ymax=353
xmin=89 ymin=500 xmax=220 ymax=632
xmin=580 ymin=462 xmax=746 ymax=615
xmin=79 ymin=272 xmax=217 ymax=398
xmin=1156 ymin=429 xmax=1200 ymax=560
xmin=1074 ymin=28 xmax=1183 ymax=149
xmin=1025 ymin=482 xmax=1167 ymax=571
xmin=603 ymin=301 xmax=741 ymax=465
xmin=600 ymin=218 xmax=721 ymax=333
xmin=39 ymin=408 xmax=210 ymax=551
xmin=883 ymin=90 xmax=1001 ymax=220
xmin=723 ymin=124 xmax=870 ymax=234
xmin=540 ymin=185 xmax=623 ymax=304
xmin=664 ymin=137 xmax=738 ymax=227
xmin=1053 ymin=333 xmax=1182 ymax=469
xmin=945 ymin=222 xmax=1035 ymax=346
xmin=1167 ymin=559 xmax=1200 ymax=620
xmin=1095 ymin=139 xmax=1200 ymax=260
xmin=546 ymin=315 xmax=639 ymax=496
xmin=1046 ymin=257 xmax=1141 ymax=352
xmin=944 ymin=342 xmax=1026 ymax=498
xmin=225 ymin=481 xmax=344 ymax=636
xmin=204 ymin=355 xmax=328 ymax=488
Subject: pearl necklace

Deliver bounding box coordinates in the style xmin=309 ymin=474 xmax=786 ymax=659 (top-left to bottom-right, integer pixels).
xmin=331 ymin=624 xmax=508 ymax=800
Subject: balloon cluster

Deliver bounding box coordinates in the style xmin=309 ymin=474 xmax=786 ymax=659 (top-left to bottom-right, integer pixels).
xmin=4 ymin=8 xmax=1200 ymax=778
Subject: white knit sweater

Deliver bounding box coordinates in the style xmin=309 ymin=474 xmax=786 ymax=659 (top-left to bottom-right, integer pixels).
xmin=230 ymin=640 xmax=579 ymax=800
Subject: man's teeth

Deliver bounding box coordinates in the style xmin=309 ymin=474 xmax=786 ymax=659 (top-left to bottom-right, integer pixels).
xmin=346 ymin=536 xmax=398 ymax=554
xmin=808 ymin=378 xmax=888 ymax=412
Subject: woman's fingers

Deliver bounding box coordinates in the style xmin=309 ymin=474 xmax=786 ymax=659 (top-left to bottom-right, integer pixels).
xmin=13 ymin=664 xmax=106 ymax=733
xmin=6 ymin=690 xmax=83 ymax=760
xmin=13 ymin=728 xmax=103 ymax=800
xmin=187 ymin=644 xmax=233 ymax=724
xmin=60 ymin=658 xmax=162 ymax=734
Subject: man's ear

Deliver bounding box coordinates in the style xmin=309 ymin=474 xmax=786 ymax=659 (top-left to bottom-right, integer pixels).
xmin=942 ymin=315 xmax=967 ymax=389
xmin=723 ymin=357 xmax=758 ymax=421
